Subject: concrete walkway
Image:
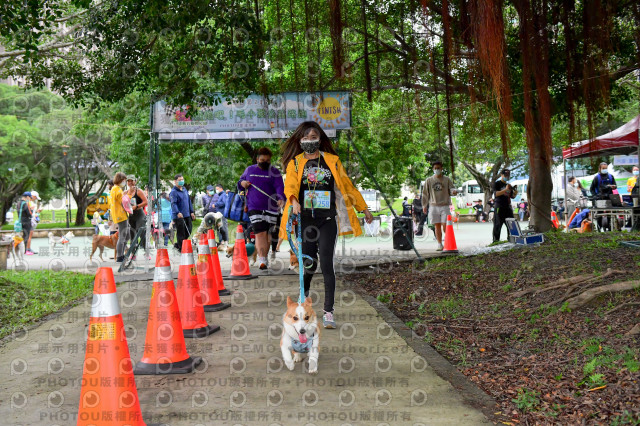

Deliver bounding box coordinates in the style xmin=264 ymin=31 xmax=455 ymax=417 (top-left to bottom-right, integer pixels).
xmin=0 ymin=273 xmax=491 ymax=425
xmin=6 ymin=222 xmax=504 ymax=275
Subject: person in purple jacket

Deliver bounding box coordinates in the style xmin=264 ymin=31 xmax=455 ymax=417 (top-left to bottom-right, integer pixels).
xmin=239 ymin=147 xmax=286 ymax=269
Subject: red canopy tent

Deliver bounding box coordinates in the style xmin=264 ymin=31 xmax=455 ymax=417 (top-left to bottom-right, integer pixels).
xmin=562 ymin=115 xmax=640 ymax=159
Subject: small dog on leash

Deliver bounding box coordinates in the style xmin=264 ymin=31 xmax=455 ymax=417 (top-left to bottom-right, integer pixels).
xmin=90 ymin=231 xmax=119 ymax=261
xmin=49 ymin=231 xmax=75 ymax=254
xmin=225 ymin=244 xmax=258 ymax=265
xmin=281 ymin=296 xmax=319 ymax=374
xmin=3 ymin=233 xmax=25 ymax=264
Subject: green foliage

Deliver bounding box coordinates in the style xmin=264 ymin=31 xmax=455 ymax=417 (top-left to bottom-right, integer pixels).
xmin=512 ymin=388 xmax=540 ymax=412
xmin=429 ymin=296 xmax=469 ymax=319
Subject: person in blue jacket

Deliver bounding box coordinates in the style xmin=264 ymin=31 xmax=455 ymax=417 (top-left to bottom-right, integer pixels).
xmin=213 ymin=183 xmax=229 ymax=248
xmin=170 ymin=173 xmax=194 ymax=252
xmin=569 ymin=209 xmax=590 ymax=230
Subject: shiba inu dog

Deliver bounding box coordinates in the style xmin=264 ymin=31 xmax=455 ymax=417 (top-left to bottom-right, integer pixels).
xmin=281 ymin=296 xmax=319 ymax=374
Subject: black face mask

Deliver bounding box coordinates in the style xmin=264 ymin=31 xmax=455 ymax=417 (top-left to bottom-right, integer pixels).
xmin=258 ymin=161 xmax=270 ymax=170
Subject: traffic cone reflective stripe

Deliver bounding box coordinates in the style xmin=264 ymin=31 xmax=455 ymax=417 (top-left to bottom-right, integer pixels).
xmin=207 ymin=229 xmax=230 ymax=296
xmin=229 ymin=224 xmax=256 ymax=280
xmin=176 ymin=240 xmax=219 ymax=338
xmin=78 ymin=267 xmax=144 ymax=425
xmin=197 ymin=234 xmax=231 ymax=312
xmin=551 ymin=211 xmax=559 ymax=229
xmin=443 ymin=215 xmax=459 ymax=253
xmin=134 ymin=248 xmax=202 ymax=375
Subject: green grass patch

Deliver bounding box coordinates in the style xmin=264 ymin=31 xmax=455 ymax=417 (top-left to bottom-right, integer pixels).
xmin=0 ymin=270 xmax=95 ymax=340
xmin=428 ymin=295 xmax=469 ymax=319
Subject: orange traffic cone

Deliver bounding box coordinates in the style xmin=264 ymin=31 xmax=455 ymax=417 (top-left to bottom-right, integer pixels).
xmin=207 ymin=229 xmax=231 ymax=296
xmin=551 ymin=211 xmax=560 ymax=229
xmin=197 ymin=234 xmax=231 ymax=312
xmin=228 ymin=224 xmax=256 ymax=280
xmin=134 ymin=248 xmax=202 ymax=375
xmin=176 ymin=239 xmax=219 ymax=337
xmin=77 ymin=267 xmax=144 ymax=425
xmin=443 ymin=215 xmax=459 ymax=254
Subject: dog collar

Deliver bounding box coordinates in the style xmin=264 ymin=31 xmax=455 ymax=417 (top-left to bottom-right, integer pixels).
xmin=291 ymin=335 xmax=314 ymax=353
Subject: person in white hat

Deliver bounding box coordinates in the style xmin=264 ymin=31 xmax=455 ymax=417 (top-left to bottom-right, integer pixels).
xmin=26 ymin=191 xmax=42 ymax=254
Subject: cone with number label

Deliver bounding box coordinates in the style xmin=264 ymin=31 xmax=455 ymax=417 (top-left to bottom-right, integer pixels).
xmin=197 ymin=233 xmax=231 ymax=312
xmin=442 ymin=215 xmax=459 ymax=254
xmin=228 ymin=224 xmax=256 ymax=280
xmin=134 ymin=248 xmax=202 ymax=375
xmin=78 ymin=267 xmax=144 ymax=425
xmin=176 ymin=239 xmax=219 ymax=337
xmin=207 ymin=229 xmax=231 ymax=296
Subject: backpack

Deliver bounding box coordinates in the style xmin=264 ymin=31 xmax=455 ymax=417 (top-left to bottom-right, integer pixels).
xmin=14 ymin=201 xmax=25 ymax=233
xmin=223 ymin=191 xmax=249 ymax=222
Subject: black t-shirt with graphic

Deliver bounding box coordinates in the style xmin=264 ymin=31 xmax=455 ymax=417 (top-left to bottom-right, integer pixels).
xmin=298 ymin=156 xmax=336 ymax=219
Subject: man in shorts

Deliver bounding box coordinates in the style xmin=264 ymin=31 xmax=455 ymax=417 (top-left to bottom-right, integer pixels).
xmin=238 ymin=147 xmax=285 ymax=269
xmin=422 ymin=161 xmax=457 ymax=251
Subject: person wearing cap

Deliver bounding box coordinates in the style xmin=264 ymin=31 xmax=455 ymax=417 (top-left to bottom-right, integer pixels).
xmin=26 ymin=191 xmax=42 ymax=254
xmin=18 ymin=192 xmax=34 ymax=254
xmin=125 ymin=175 xmax=148 ymax=251
xmin=492 ymin=168 xmax=516 ymax=242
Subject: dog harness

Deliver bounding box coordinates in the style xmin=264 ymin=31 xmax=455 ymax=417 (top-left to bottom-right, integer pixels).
xmin=291 ymin=335 xmax=314 ymax=353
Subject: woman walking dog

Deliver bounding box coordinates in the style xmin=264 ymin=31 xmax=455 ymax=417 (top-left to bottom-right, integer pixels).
xmin=279 ymin=121 xmax=373 ymax=329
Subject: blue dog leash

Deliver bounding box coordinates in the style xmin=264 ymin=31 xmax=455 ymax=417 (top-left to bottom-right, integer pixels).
xmin=286 ymin=206 xmax=314 ymax=303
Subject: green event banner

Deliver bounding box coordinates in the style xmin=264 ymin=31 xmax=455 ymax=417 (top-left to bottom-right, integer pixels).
xmin=153 ymin=91 xmax=351 ymax=141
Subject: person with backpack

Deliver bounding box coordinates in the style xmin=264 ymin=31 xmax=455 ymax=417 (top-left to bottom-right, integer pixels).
xmin=238 ymin=147 xmax=285 ymax=270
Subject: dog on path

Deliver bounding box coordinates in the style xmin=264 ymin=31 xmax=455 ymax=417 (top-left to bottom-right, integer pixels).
xmin=281 ymin=296 xmax=319 ymax=374
xmin=90 ymin=231 xmax=119 ymax=261
xmin=49 ymin=231 xmax=75 ymax=255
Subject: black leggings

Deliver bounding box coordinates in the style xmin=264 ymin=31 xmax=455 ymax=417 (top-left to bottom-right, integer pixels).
xmin=298 ymin=216 xmax=338 ymax=313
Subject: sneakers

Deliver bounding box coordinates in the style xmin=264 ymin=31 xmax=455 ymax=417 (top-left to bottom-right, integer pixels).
xmin=116 ymin=256 xmax=124 ymax=263
xmin=25 ymin=249 xmax=35 ymax=255
xmin=259 ymin=257 xmax=268 ymax=270
xmin=270 ymin=251 xmax=276 ymax=261
xmin=323 ymin=311 xmax=336 ymax=329
xmin=436 ymin=243 xmax=444 ymax=251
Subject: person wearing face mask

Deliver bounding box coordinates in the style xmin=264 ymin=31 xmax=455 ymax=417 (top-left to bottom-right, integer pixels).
xmin=201 ymin=185 xmax=217 ymax=216
xmin=212 ymin=184 xmax=229 ymax=249
xmin=590 ymin=162 xmax=617 ymax=198
xmin=627 ymin=166 xmax=639 ymax=194
xmin=109 ymin=172 xmax=130 ymax=262
xmin=421 ymin=161 xmax=457 ymax=251
xmin=279 ymin=121 xmax=374 ymax=329
xmin=239 ymin=147 xmax=286 ymax=269
xmin=492 ymin=168 xmax=515 ymax=242
xmin=170 ymin=173 xmax=195 ymax=253
xmin=126 ymin=176 xmax=148 ymax=252
xmin=566 ymin=176 xmax=582 ymax=221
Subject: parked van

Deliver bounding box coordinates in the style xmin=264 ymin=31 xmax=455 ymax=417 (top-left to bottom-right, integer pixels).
xmin=456 ymin=180 xmax=483 ymax=209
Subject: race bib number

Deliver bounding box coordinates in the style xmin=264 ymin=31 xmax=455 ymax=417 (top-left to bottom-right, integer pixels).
xmin=303 ymin=190 xmax=331 ymax=209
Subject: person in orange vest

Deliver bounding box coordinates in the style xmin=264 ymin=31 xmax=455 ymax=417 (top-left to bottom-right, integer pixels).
xmin=279 ymin=121 xmax=374 ymax=329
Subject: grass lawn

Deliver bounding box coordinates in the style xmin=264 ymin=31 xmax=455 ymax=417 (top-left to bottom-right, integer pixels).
xmin=0 ymin=270 xmax=95 ymax=340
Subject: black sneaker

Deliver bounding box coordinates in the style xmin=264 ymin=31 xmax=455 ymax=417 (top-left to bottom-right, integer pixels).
xmin=116 ymin=256 xmax=124 ymax=263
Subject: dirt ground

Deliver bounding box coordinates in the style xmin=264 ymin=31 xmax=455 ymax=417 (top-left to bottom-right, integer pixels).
xmin=350 ymin=232 xmax=640 ymax=425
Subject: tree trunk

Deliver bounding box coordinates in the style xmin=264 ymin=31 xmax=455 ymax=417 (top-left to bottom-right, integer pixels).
xmin=75 ymin=197 xmax=87 ymax=226
xmin=527 ymin=125 xmax=553 ymax=232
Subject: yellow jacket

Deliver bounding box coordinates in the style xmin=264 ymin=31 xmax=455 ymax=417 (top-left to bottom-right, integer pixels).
xmin=279 ymin=151 xmax=368 ymax=239
xmin=109 ymin=186 xmax=128 ymax=224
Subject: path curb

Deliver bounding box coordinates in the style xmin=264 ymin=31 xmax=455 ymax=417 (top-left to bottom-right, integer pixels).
xmin=352 ymin=283 xmax=499 ymax=423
